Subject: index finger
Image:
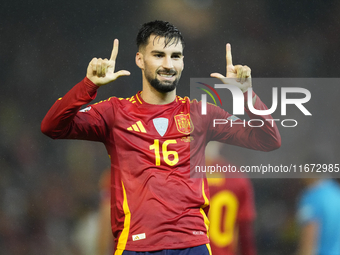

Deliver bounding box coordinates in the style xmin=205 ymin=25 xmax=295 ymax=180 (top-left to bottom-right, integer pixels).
xmin=110 ymin=39 xmax=119 ymax=60
xmin=226 ymin=43 xmax=233 ymax=68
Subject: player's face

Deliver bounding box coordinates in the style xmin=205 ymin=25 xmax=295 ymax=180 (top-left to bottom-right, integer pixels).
xmin=137 ymin=35 xmax=184 ymax=93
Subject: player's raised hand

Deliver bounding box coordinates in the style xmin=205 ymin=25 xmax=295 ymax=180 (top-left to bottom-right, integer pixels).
xmin=86 ymin=39 xmax=130 ymax=86
xmin=210 ymin=43 xmax=251 ymax=93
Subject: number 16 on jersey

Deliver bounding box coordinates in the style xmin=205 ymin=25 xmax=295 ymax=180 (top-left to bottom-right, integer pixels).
xmin=149 ymin=139 xmax=179 ymax=166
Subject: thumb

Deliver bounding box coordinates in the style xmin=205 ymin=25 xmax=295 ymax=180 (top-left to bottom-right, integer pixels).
xmin=115 ymin=70 xmax=131 ymax=78
xmin=211 ymin=73 xmax=233 ymax=85
xmin=210 ymin=73 xmax=225 ymax=79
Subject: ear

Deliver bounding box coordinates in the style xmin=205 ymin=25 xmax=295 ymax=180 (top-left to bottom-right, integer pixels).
xmin=135 ymin=52 xmax=144 ymax=69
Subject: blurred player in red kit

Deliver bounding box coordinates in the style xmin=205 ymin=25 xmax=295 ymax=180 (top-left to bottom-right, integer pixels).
xmin=206 ymin=142 xmax=256 ymax=255
xmin=41 ymin=20 xmax=280 ymax=254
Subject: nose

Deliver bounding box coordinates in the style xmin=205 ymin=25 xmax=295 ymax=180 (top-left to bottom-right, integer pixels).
xmin=162 ymin=56 xmax=174 ymax=69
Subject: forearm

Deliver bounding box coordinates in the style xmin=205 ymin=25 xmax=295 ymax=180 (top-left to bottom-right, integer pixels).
xmin=219 ymin=91 xmax=281 ymax=151
xmin=96 ymin=199 xmax=113 ymax=255
xmin=244 ymin=90 xmax=281 ymax=151
xmin=41 ymin=77 xmax=98 ymax=139
xmin=207 ymin=90 xmax=281 ymax=151
xmin=297 ymin=222 xmax=317 ymax=255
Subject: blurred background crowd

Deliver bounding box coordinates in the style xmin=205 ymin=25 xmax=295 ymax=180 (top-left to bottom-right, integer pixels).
xmin=1 ymin=0 xmax=340 ymax=254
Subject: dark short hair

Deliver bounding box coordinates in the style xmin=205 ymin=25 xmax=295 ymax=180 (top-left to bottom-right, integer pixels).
xmin=136 ymin=20 xmax=185 ymax=50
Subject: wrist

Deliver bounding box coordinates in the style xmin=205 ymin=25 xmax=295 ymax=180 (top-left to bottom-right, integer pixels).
xmin=243 ymin=88 xmax=255 ymax=99
xmin=85 ymin=76 xmax=101 ymax=87
xmin=84 ymin=77 xmax=99 ymax=96
xmin=243 ymin=89 xmax=256 ymax=109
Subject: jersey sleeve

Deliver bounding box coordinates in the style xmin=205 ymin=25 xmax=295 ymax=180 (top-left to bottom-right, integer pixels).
xmin=41 ymin=77 xmax=114 ymax=142
xmin=207 ymin=90 xmax=281 ymax=152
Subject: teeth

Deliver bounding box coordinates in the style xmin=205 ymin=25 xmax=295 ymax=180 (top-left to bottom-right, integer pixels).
xmin=159 ymin=74 xmax=173 ymax=78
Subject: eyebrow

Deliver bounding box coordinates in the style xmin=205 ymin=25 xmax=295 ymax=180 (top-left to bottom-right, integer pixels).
xmin=151 ymin=50 xmax=183 ymax=55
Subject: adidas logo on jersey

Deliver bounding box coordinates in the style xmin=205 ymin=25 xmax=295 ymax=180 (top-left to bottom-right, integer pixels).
xmin=132 ymin=233 xmax=146 ymax=241
xmin=127 ymin=121 xmax=147 ymax=133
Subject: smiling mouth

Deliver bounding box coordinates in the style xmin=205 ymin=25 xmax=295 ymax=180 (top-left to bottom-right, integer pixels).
xmin=158 ymin=73 xmax=175 ymax=78
xmin=157 ymin=69 xmax=177 ymax=79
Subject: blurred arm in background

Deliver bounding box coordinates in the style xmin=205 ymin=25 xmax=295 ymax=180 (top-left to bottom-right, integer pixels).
xmin=96 ymin=169 xmax=114 ymax=255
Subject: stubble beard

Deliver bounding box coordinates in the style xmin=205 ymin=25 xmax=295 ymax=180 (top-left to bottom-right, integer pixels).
xmin=145 ymin=69 xmax=181 ymax=93
xmin=149 ymin=77 xmax=179 ymax=93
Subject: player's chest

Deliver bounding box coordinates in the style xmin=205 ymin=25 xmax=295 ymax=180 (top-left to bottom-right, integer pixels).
xmin=110 ymin=107 xmax=195 ymax=168
xmin=113 ymin=104 xmax=193 ymax=139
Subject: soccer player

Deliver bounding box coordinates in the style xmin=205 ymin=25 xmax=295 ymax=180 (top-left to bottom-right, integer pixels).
xmin=206 ymin=142 xmax=256 ymax=255
xmin=296 ymin=177 xmax=340 ymax=255
xmin=41 ymin=20 xmax=281 ymax=255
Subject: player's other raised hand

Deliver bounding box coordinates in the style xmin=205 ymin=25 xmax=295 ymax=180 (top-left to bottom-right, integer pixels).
xmin=210 ymin=43 xmax=251 ymax=93
xmin=86 ymin=39 xmax=130 ymax=86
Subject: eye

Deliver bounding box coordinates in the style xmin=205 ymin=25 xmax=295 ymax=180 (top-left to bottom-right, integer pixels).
xmin=172 ymin=54 xmax=181 ymax=59
xmin=154 ymin=54 xmax=163 ymax=58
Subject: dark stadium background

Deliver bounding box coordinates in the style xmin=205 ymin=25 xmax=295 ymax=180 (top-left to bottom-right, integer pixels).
xmin=1 ymin=0 xmax=339 ymax=254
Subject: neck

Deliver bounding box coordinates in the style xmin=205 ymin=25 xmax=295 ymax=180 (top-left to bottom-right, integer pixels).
xmin=141 ymin=78 xmax=177 ymax=105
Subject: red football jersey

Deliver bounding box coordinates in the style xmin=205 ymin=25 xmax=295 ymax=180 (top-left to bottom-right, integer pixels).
xmin=207 ymin=159 xmax=256 ymax=255
xmin=41 ymin=77 xmax=280 ymax=252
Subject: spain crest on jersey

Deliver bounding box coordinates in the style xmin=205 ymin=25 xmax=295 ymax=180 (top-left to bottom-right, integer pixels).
xmin=174 ymin=114 xmax=194 ymax=134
